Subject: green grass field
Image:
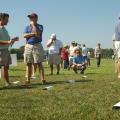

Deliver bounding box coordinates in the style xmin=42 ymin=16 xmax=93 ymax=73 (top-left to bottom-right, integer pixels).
xmin=0 ymin=59 xmax=120 ymax=120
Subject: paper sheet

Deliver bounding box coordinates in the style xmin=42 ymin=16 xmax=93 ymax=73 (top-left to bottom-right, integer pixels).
xmin=10 ymin=54 xmax=17 ymax=66
xmin=113 ymin=102 xmax=120 ymax=108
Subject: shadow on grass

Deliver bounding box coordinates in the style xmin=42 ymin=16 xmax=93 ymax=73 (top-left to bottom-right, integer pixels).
xmin=33 ymin=79 xmax=94 ymax=86
xmin=9 ymin=75 xmax=22 ymax=78
xmin=0 ymin=85 xmax=37 ymax=90
xmin=0 ymin=79 xmax=94 ymax=90
xmin=31 ymin=81 xmax=66 ymax=86
xmin=10 ymin=68 xmax=25 ymax=71
xmin=75 ymin=79 xmax=94 ymax=82
xmin=86 ymin=73 xmax=97 ymax=75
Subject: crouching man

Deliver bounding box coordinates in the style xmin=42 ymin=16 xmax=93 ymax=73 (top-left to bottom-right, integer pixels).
xmin=72 ymin=49 xmax=86 ymax=74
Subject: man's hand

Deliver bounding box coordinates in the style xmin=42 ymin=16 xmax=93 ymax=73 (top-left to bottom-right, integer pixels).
xmin=8 ymin=37 xmax=19 ymax=44
xmin=78 ymin=64 xmax=82 ymax=67
xmin=11 ymin=37 xmax=19 ymax=41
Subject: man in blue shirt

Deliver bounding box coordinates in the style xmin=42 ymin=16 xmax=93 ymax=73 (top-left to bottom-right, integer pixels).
xmin=24 ymin=13 xmax=45 ymax=85
xmin=72 ymin=49 xmax=86 ymax=74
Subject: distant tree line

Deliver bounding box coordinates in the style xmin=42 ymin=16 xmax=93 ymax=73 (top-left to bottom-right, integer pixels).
xmin=88 ymin=48 xmax=114 ymax=58
xmin=10 ymin=46 xmax=114 ymax=59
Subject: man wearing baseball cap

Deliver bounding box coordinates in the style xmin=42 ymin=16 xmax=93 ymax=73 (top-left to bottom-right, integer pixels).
xmin=24 ymin=13 xmax=45 ymax=85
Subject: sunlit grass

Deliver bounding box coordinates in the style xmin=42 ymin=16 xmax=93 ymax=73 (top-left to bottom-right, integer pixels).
xmin=0 ymin=58 xmax=120 ymax=120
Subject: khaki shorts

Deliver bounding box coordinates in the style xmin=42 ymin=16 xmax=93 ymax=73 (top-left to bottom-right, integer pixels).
xmin=48 ymin=53 xmax=61 ymax=65
xmin=0 ymin=49 xmax=11 ymax=66
xmin=24 ymin=43 xmax=44 ymax=63
xmin=114 ymin=41 xmax=120 ymax=58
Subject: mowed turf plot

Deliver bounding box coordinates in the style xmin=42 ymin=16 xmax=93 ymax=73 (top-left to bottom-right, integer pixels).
xmin=0 ymin=59 xmax=120 ymax=120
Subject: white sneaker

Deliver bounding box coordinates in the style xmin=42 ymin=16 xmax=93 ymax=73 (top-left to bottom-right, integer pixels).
xmin=31 ymin=76 xmax=36 ymax=79
xmin=12 ymin=81 xmax=20 ymax=86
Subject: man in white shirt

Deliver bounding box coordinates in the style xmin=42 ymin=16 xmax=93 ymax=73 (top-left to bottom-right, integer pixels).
xmin=82 ymin=44 xmax=88 ymax=61
xmin=47 ymin=33 xmax=63 ymax=75
xmin=115 ymin=16 xmax=120 ymax=78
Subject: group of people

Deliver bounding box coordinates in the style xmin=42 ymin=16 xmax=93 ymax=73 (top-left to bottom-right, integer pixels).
xmin=0 ymin=12 xmax=107 ymax=87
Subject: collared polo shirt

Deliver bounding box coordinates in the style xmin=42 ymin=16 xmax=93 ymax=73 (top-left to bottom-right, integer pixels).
xmin=0 ymin=26 xmax=10 ymax=49
xmin=24 ymin=23 xmax=43 ymax=44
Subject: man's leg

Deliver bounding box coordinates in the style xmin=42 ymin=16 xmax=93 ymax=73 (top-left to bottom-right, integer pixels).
xmin=38 ymin=62 xmax=45 ymax=82
xmin=64 ymin=60 xmax=67 ymax=69
xmin=50 ymin=64 xmax=53 ymax=75
xmin=97 ymin=58 xmax=99 ymax=67
xmin=3 ymin=66 xmax=10 ymax=84
xmin=56 ymin=64 xmax=60 ymax=75
xmin=72 ymin=65 xmax=78 ymax=74
xmin=115 ymin=59 xmax=118 ymax=73
xmin=60 ymin=59 xmax=63 ymax=69
xmin=117 ymin=58 xmax=120 ymax=78
xmin=32 ymin=63 xmax=37 ymax=77
xmin=26 ymin=63 xmax=32 ymax=83
xmin=80 ymin=65 xmax=86 ymax=74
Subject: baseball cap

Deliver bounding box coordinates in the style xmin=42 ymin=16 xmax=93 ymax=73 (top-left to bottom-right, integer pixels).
xmin=27 ymin=13 xmax=38 ymax=18
xmin=71 ymin=41 xmax=76 ymax=44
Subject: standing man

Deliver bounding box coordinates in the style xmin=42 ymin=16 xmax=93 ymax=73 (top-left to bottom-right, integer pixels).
xmin=47 ymin=33 xmax=63 ymax=75
xmin=0 ymin=13 xmax=19 ymax=86
xmin=95 ymin=43 xmax=102 ymax=67
xmin=82 ymin=44 xmax=88 ymax=61
xmin=115 ymin=16 xmax=120 ymax=78
xmin=24 ymin=13 xmax=45 ymax=84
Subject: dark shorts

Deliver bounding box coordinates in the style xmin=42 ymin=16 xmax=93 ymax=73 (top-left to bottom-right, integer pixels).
xmin=0 ymin=49 xmax=12 ymax=66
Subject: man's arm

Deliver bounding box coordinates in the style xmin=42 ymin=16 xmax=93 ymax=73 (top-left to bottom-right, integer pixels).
xmin=23 ymin=25 xmax=36 ymax=38
xmin=33 ymin=26 xmax=42 ymax=37
xmin=0 ymin=37 xmax=19 ymax=44
xmin=0 ymin=40 xmax=10 ymax=44
xmin=73 ymin=61 xmax=77 ymax=65
xmin=23 ymin=27 xmax=42 ymax=38
xmin=23 ymin=33 xmax=36 ymax=38
xmin=47 ymin=39 xmax=54 ymax=47
xmin=73 ymin=57 xmax=77 ymax=65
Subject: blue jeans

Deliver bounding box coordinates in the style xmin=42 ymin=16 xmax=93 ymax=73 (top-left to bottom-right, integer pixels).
xmin=64 ymin=60 xmax=69 ymax=69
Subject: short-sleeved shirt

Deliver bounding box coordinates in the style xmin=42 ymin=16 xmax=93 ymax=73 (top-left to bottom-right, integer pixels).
xmin=61 ymin=48 xmax=69 ymax=60
xmin=115 ymin=21 xmax=120 ymax=41
xmin=0 ymin=26 xmax=10 ymax=49
xmin=48 ymin=39 xmax=63 ymax=54
xmin=95 ymin=47 xmax=101 ymax=55
xmin=73 ymin=55 xmax=85 ymax=64
xmin=82 ymin=47 xmax=88 ymax=56
xmin=69 ymin=46 xmax=78 ymax=56
xmin=24 ymin=24 xmax=43 ymax=44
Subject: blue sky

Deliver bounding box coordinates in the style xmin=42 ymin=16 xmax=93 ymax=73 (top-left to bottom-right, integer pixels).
xmin=0 ymin=0 xmax=120 ymax=49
